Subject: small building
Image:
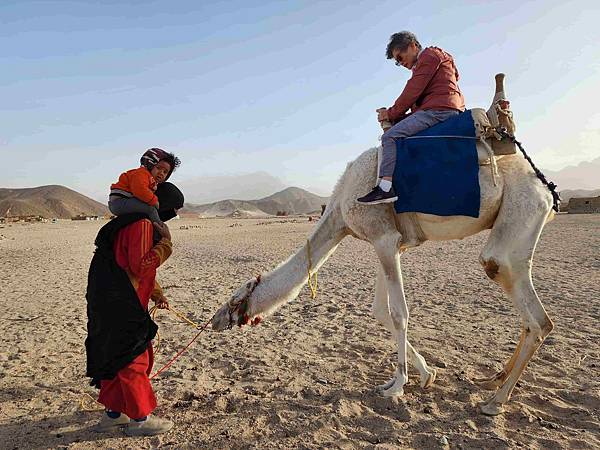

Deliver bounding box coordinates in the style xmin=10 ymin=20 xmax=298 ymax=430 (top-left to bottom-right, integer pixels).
xmin=3 ymin=214 xmax=45 ymax=223
xmin=71 ymin=213 xmax=101 ymax=221
xmin=568 ymin=196 xmax=600 ymax=214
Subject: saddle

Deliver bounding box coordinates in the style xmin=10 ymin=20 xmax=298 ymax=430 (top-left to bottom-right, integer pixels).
xmin=394 ymin=106 xmax=517 ymax=251
xmin=471 ymin=107 xmax=517 ymax=163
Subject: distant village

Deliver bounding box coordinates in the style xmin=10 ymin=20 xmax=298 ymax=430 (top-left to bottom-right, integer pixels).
xmin=0 ymin=213 xmax=107 ymax=224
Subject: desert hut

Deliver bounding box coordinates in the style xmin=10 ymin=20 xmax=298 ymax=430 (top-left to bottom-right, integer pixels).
xmin=568 ymin=196 xmax=600 ymax=214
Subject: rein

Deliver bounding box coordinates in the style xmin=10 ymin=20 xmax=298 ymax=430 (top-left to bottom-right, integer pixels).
xmin=149 ymin=275 xmax=262 ymax=380
xmin=306 ymin=239 xmax=318 ymax=299
xmin=496 ymin=128 xmax=561 ymax=212
xmin=149 ymin=311 xmax=215 ymax=380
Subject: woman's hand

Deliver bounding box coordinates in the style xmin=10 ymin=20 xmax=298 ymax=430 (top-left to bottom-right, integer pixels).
xmin=153 ymin=221 xmax=172 ymax=241
xmin=154 ymin=295 xmax=170 ymax=310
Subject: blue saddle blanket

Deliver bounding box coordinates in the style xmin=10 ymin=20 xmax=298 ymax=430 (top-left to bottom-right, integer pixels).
xmin=393 ymin=109 xmax=480 ymax=218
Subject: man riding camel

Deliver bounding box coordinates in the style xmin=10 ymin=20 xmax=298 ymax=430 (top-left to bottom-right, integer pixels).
xmin=358 ymin=31 xmax=465 ymax=205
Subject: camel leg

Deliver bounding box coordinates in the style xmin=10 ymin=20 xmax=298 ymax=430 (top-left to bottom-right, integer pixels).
xmin=372 ymin=265 xmax=436 ymax=389
xmin=477 ymin=200 xmax=554 ymax=415
xmin=473 ymin=327 xmax=525 ymax=390
xmin=372 ymin=234 xmax=410 ymax=398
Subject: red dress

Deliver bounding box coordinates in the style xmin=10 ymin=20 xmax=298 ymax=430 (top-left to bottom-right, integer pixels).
xmin=97 ymin=219 xmax=172 ymax=419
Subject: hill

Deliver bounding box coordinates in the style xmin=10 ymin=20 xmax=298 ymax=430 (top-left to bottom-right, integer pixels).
xmin=252 ymin=187 xmax=328 ymax=215
xmin=177 ymin=171 xmax=287 ymax=204
xmin=0 ymin=185 xmax=109 ymax=219
xmin=183 ymin=199 xmax=269 ymax=218
xmin=182 ymin=187 xmax=329 ymax=217
xmin=558 ymin=188 xmax=600 ymax=202
xmin=543 ymin=157 xmax=600 ymax=190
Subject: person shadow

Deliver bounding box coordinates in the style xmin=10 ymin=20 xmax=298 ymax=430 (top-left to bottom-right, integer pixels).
xmin=0 ymin=410 xmax=126 ymax=449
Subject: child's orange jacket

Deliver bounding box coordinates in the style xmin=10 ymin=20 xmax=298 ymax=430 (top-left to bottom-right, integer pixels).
xmin=111 ymin=167 xmax=158 ymax=206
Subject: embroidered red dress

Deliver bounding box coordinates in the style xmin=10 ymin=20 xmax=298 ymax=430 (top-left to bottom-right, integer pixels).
xmin=97 ymin=219 xmax=172 ymax=418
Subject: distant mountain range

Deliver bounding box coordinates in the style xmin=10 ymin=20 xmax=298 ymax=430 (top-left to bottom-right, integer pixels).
xmin=544 ymin=157 xmax=600 ymax=191
xmin=0 ymin=184 xmax=327 ymax=220
xmin=181 ymin=186 xmax=329 ymax=218
xmin=0 ymin=185 xmax=108 ymax=219
xmin=559 ymin=189 xmax=600 ymax=202
xmin=177 ymin=171 xmax=288 ymax=204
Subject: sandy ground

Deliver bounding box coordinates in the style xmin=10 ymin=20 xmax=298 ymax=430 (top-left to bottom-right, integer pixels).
xmin=0 ymin=214 xmax=599 ymax=449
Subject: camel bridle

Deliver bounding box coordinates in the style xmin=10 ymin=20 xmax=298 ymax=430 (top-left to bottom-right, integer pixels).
xmin=226 ymin=274 xmax=261 ymax=329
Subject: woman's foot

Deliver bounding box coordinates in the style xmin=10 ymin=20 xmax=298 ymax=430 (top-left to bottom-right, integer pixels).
xmin=94 ymin=412 xmax=130 ymax=432
xmin=125 ymin=415 xmax=174 ymax=437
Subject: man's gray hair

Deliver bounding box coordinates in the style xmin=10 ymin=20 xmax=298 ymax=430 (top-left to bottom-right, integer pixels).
xmin=386 ymin=31 xmax=421 ymax=59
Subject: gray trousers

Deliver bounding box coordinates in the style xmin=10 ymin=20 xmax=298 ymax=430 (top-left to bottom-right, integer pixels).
xmin=108 ymin=196 xmax=161 ymax=223
xmin=379 ymin=109 xmax=460 ymax=178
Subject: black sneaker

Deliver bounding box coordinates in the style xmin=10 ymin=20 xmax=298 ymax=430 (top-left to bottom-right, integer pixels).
xmin=357 ymin=186 xmax=398 ymax=205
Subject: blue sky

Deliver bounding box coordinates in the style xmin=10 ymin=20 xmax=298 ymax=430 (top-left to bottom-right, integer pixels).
xmin=2 ymin=0 xmax=599 ymax=201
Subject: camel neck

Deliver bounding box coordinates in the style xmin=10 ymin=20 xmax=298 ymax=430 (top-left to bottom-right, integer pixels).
xmin=249 ymin=207 xmax=347 ymax=316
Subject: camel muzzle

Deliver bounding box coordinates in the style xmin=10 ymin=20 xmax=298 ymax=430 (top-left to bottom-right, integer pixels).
xmin=211 ymin=305 xmax=232 ymax=331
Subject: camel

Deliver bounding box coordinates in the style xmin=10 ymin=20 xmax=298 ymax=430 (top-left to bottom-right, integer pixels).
xmin=212 ymin=74 xmax=555 ymax=416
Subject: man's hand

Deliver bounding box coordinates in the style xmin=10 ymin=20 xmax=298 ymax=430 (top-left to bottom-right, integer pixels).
xmin=376 ymin=107 xmax=390 ymax=122
xmin=153 ymin=221 xmax=171 ymax=241
xmin=154 ymin=295 xmax=170 ymax=310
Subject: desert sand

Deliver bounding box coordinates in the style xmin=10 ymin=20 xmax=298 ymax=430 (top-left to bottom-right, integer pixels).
xmin=0 ymin=213 xmax=598 ymax=449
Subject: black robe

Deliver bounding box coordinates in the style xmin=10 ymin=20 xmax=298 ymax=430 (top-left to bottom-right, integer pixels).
xmin=85 ymin=214 xmax=158 ymax=388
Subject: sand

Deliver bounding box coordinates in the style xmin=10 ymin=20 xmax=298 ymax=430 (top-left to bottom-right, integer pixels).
xmin=0 ymin=214 xmax=598 ymax=449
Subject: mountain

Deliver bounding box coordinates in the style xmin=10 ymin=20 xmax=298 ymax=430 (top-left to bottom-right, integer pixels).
xmin=182 ymin=199 xmax=268 ymax=218
xmin=543 ymin=157 xmax=600 ymax=191
xmin=252 ymin=187 xmax=328 ymax=215
xmin=559 ymin=189 xmax=600 ymax=202
xmin=0 ymin=185 xmax=109 ymax=219
xmin=182 ymin=186 xmax=329 ymax=217
xmin=177 ymin=171 xmax=287 ymax=204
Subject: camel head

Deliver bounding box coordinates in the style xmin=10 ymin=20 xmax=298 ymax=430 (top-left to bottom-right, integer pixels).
xmin=211 ymin=275 xmax=263 ymax=331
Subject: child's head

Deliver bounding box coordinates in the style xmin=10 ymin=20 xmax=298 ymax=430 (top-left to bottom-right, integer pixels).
xmin=140 ymin=148 xmax=181 ymax=183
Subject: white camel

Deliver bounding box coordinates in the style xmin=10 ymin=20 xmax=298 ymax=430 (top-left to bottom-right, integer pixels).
xmin=212 ymin=75 xmax=555 ymax=416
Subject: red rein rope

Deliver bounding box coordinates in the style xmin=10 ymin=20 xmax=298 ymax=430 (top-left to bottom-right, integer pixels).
xmin=149 ymin=274 xmax=262 ymax=380
xmin=149 ymin=315 xmax=214 ymax=380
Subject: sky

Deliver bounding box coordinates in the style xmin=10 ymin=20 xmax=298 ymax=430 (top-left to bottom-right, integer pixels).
xmin=2 ymin=0 xmax=599 ymax=201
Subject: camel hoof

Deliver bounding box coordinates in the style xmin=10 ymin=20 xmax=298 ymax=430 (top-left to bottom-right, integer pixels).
xmin=376 ymin=377 xmax=396 ymax=392
xmin=420 ymin=369 xmax=436 ymax=389
xmin=479 ymin=399 xmax=504 ymax=416
xmin=382 ymin=386 xmax=404 ymax=398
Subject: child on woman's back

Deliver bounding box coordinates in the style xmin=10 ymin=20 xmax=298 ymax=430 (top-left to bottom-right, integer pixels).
xmin=109 ymin=148 xmax=181 ymax=223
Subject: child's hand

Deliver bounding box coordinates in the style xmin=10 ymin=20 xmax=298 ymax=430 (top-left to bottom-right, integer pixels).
xmin=154 ymin=295 xmax=169 ymax=310
xmin=153 ymin=221 xmax=172 ymax=241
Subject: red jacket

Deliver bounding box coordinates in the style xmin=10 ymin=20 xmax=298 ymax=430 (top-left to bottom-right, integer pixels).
xmin=387 ymin=46 xmax=465 ymax=123
xmin=111 ymin=167 xmax=158 ymax=206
